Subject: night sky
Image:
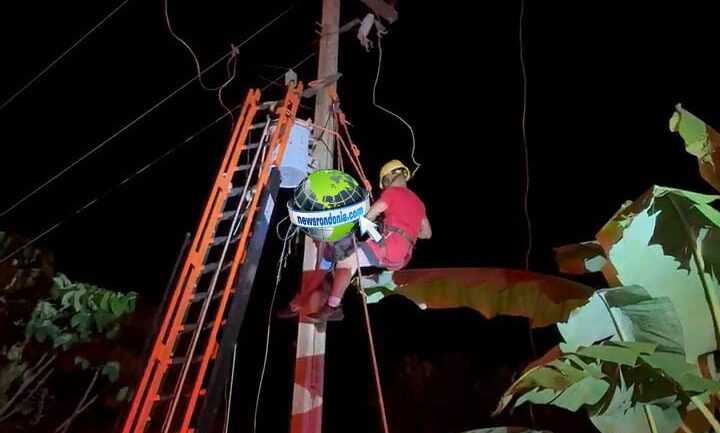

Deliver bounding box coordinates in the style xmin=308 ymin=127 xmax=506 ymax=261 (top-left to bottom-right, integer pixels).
xmin=2 ymin=1 xmax=720 ymax=432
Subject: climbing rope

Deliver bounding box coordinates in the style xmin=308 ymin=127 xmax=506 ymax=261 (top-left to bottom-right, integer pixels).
xmin=352 ymin=236 xmax=390 ymax=433
xmin=308 ymin=86 xmax=386 ymax=431
xmin=310 ymin=89 xmax=373 ymax=195
xmin=310 ymin=117 xmax=370 ymax=194
xmin=333 ymin=105 xmax=372 ymax=197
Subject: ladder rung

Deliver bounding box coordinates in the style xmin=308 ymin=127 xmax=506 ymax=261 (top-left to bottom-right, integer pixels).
xmin=236 ymin=164 xmax=252 ymax=172
xmin=180 ymin=321 xmax=215 ymax=333
xmin=201 ymin=263 xmax=218 ymax=274
xmin=156 ymin=389 xmax=206 ymax=402
xmin=245 ymin=141 xmax=261 ymax=150
xmin=250 ymin=122 xmax=266 ymax=130
xmin=200 ymin=261 xmax=232 ymax=276
xmin=211 ymin=236 xmax=228 ymax=247
xmin=189 ymin=290 xmax=224 ymax=303
xmin=228 ymin=187 xmax=244 ymax=197
xmin=169 ymin=355 xmax=203 ymax=365
xmin=156 ymin=394 xmax=174 ymax=402
xmin=219 ymin=210 xmax=235 ymax=221
xmin=258 ymin=101 xmax=277 ymax=111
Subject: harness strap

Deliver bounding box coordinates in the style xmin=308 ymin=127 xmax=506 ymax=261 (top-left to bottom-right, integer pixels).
xmin=382 ymin=225 xmax=416 ymax=247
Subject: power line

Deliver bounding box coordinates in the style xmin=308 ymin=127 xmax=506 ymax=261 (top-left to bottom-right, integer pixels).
xmin=0 ymin=52 xmax=316 ymax=263
xmin=0 ymin=0 xmax=135 ymax=113
xmin=162 ymin=1 xmax=299 ymax=126
xmin=0 ymin=103 xmax=239 ymax=264
xmin=260 ymin=53 xmax=315 ymax=92
xmin=0 ymin=4 xmax=297 ymax=219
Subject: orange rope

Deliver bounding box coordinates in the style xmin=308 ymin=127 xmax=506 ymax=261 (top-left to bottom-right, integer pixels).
xmin=312 ymin=120 xmax=371 ymax=193
xmin=320 ymin=88 xmax=385 ymax=430
xmin=353 ymin=237 xmax=390 ymax=433
xmin=334 ymin=111 xmax=372 ymax=196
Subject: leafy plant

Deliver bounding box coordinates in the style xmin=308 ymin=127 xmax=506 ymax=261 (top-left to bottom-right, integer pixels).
xmin=363 ymin=268 xmax=594 ymax=328
xmin=0 ymin=237 xmax=139 ymax=432
xmin=25 ymin=273 xmax=137 ymax=351
xmin=497 ymin=286 xmax=719 ymax=433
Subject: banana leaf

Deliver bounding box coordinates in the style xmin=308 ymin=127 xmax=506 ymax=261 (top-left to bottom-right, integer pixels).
xmin=670 ymin=104 xmax=720 ymax=193
xmin=596 ymin=186 xmax=720 ymax=363
xmin=495 ymin=341 xmax=720 ymax=433
xmin=503 ymin=285 xmax=719 ymax=433
xmin=558 ymin=286 xmax=684 ymax=356
xmin=554 ymin=241 xmax=607 ymax=275
xmin=361 ymin=268 xmax=593 ymax=328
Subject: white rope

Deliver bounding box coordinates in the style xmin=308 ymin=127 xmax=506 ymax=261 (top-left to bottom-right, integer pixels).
xmin=222 ymin=342 xmax=238 ymax=433
xmin=373 ymin=33 xmax=420 ymax=177
xmin=519 ymin=0 xmax=532 ymax=270
xmin=253 ymin=222 xmax=295 ymax=432
xmin=518 ymin=2 xmax=536 ymax=429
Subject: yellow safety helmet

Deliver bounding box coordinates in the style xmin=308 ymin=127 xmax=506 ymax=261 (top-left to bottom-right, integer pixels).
xmin=379 ymin=160 xmax=411 ymax=189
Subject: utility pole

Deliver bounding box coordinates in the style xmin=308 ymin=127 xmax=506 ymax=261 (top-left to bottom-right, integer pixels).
xmin=290 ymin=0 xmax=340 ymax=432
xmin=311 ymin=0 xmax=340 ymax=169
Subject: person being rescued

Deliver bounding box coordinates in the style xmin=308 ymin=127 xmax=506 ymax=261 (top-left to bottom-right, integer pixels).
xmin=277 ymin=160 xmax=432 ymax=322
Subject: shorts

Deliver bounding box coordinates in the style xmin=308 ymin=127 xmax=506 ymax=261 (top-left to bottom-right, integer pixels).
xmin=322 ymin=236 xmax=381 ymax=267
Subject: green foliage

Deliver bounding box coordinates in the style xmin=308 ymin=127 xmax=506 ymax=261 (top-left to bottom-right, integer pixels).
xmin=558 ymin=186 xmax=720 ymax=363
xmin=669 ymin=104 xmax=720 ymax=193
xmin=101 ymin=361 xmax=120 ymax=383
xmin=74 ymin=356 xmax=90 ymax=370
xmin=25 ymin=273 xmax=137 ymax=351
xmin=497 ymin=341 xmax=719 ymax=414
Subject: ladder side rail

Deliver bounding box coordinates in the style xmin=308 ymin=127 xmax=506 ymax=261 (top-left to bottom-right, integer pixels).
xmin=121 ymin=89 xmax=261 ymax=433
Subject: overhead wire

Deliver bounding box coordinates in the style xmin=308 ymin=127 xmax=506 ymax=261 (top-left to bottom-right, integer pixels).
xmin=0 ymin=3 xmax=298 ymax=219
xmin=0 ymin=52 xmax=317 ymax=263
xmin=163 ymin=0 xmax=248 ymax=125
xmin=0 ymin=0 xmax=135 ymax=113
xmin=0 ymin=104 xmax=239 ymax=264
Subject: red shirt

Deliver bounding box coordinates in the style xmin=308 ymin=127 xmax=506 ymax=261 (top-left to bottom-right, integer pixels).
xmin=379 ymin=187 xmax=426 ymax=241
xmin=365 ymin=187 xmax=426 ymax=270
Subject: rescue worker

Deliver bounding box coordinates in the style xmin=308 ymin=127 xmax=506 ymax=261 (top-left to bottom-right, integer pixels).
xmin=277 ymin=160 xmax=431 ymax=321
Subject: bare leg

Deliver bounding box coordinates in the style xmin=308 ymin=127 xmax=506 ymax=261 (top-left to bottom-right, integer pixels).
xmin=328 ymin=254 xmax=358 ymax=307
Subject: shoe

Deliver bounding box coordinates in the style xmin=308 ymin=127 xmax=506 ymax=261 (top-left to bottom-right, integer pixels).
xmin=306 ymin=304 xmax=344 ymax=323
xmin=275 ymin=306 xmax=300 ymax=319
